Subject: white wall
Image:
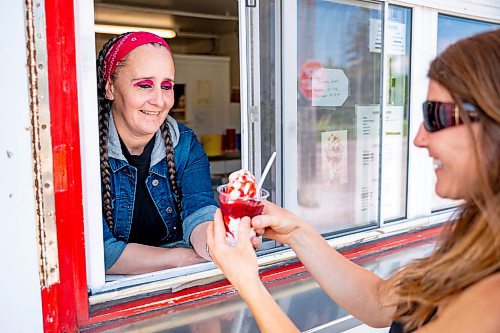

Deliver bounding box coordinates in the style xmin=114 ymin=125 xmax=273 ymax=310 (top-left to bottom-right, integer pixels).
xmin=173 ymin=54 xmax=231 ymax=136
xmin=0 ymin=2 xmax=44 ymax=333
xmin=218 ymin=32 xmax=240 ymax=90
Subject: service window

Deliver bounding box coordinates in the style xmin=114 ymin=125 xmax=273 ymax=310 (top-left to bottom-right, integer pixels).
xmin=77 ymin=0 xmax=498 ymax=301
xmin=431 ymin=14 xmax=499 ymax=212
xmin=82 ymin=0 xmax=417 ymax=294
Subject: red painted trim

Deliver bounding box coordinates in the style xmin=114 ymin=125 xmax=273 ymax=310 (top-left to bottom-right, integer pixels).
xmin=85 ymin=288 xmax=243 ymax=332
xmin=80 ymin=226 xmax=442 ymax=329
xmin=42 ymin=0 xmax=89 ymax=331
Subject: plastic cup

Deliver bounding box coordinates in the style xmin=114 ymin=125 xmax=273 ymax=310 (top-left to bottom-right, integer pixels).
xmin=217 ymin=184 xmax=270 ymax=245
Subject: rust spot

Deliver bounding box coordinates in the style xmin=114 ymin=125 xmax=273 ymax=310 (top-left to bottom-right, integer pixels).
xmin=53 ymin=145 xmax=68 ymax=193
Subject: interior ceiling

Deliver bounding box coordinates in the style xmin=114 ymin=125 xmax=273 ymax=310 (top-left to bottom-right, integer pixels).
xmin=94 ymin=0 xmax=239 ymax=40
xmin=96 ymin=0 xmax=238 ymax=16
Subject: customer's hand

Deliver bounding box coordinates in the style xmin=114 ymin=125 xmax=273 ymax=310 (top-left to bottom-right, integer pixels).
xmin=207 ymin=209 xmax=261 ymax=291
xmin=252 ymin=201 xmax=306 ymax=245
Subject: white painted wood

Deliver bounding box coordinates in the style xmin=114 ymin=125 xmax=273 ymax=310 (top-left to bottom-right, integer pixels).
xmin=385 ymin=0 xmax=500 ymax=22
xmin=406 ymin=6 xmax=438 ymax=219
xmin=239 ymin=0 xmax=250 ymax=170
xmin=74 ymin=0 xmax=107 ymax=292
xmin=242 ymin=3 xmax=263 ymax=178
xmin=0 ymin=2 xmax=44 ymax=332
xmin=282 ymin=0 xmax=299 ymax=213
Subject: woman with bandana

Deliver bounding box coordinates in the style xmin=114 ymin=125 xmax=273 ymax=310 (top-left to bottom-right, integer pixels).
xmin=97 ymin=32 xmax=217 ymax=274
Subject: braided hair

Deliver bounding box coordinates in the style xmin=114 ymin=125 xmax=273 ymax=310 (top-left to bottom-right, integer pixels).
xmin=96 ymin=33 xmax=182 ymax=233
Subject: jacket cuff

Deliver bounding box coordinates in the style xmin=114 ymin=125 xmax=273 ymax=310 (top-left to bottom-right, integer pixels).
xmin=183 ymin=205 xmax=217 ymax=246
xmin=104 ymin=238 xmax=127 ymax=270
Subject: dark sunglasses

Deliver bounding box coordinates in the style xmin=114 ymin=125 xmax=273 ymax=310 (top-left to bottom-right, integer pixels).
xmin=422 ymin=101 xmax=479 ymax=132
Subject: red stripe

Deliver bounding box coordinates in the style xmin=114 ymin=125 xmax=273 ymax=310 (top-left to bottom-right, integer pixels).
xmin=42 ymin=0 xmax=89 ymax=331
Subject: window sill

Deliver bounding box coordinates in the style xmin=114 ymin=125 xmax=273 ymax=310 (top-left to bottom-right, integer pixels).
xmin=88 ymin=209 xmax=454 ymax=306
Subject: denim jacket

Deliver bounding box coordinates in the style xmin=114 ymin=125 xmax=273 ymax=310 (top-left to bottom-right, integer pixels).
xmin=103 ymin=113 xmax=218 ymax=269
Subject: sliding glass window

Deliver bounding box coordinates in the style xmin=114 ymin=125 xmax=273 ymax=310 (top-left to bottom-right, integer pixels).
xmin=382 ymin=5 xmax=411 ymax=222
xmin=291 ymin=0 xmax=383 ymax=234
xmin=282 ymin=0 xmax=412 ymax=235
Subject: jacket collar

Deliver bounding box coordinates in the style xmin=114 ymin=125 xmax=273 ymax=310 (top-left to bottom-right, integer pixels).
xmin=107 ymin=111 xmax=180 ymax=167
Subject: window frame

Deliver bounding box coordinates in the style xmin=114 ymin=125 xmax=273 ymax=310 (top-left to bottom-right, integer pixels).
xmin=75 ymin=0 xmax=499 ymax=305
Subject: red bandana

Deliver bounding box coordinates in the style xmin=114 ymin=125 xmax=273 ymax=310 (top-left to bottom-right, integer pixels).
xmin=103 ymin=31 xmax=171 ymax=82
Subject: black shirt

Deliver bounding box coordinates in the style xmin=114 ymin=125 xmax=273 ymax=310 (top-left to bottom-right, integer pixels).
xmin=120 ymin=135 xmax=168 ymax=246
xmin=389 ymin=321 xmax=405 ymax=333
xmin=389 ymin=308 xmax=437 ymax=333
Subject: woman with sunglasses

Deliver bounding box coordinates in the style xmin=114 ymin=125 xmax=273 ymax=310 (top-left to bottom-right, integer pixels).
xmin=207 ymin=29 xmax=500 ymax=332
xmin=97 ymin=32 xmax=220 ymax=274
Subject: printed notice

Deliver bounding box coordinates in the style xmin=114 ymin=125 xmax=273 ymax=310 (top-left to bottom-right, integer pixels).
xmin=381 ymin=105 xmax=404 ymax=220
xmin=369 ymin=19 xmax=382 ymax=53
xmin=369 ymin=19 xmax=407 ymax=55
xmin=355 ymin=105 xmax=380 ymax=225
xmin=321 ymin=130 xmax=348 ymax=184
xmin=387 ymin=21 xmax=406 ymax=56
xmin=312 ymin=68 xmax=349 ymax=107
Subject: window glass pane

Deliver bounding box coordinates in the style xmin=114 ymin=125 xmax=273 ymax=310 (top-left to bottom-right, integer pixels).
xmin=253 ymin=0 xmax=279 ymax=250
xmin=259 ymin=0 xmax=278 ymax=203
xmin=382 ymin=5 xmax=411 ymax=222
xmin=432 ymin=15 xmax=499 ymax=211
xmin=296 ymin=0 xmax=382 ymax=234
xmin=437 ymin=15 xmax=499 ymax=54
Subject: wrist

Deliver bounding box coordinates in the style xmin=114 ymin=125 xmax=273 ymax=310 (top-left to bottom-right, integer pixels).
xmin=288 ymin=220 xmax=313 ymax=247
xmin=236 ymin=275 xmax=266 ymax=300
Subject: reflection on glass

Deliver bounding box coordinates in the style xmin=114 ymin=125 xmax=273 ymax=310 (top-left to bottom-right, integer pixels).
xmin=296 ymin=0 xmax=382 ymax=233
xmin=382 ymin=5 xmax=411 ymax=222
xmin=432 ymin=15 xmax=498 ymax=211
xmin=437 ymin=15 xmax=499 ymax=54
xmin=259 ymin=0 xmax=278 ymax=203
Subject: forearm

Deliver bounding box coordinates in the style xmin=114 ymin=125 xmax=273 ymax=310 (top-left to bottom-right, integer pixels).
xmin=190 ymin=222 xmax=212 ymax=261
xmin=106 ymin=243 xmax=206 ymax=274
xmin=288 ymin=224 xmax=394 ymax=327
xmin=238 ymin=281 xmax=299 ymax=333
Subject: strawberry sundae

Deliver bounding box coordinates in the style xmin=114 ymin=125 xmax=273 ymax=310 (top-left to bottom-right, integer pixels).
xmin=217 ymin=169 xmax=269 ymax=244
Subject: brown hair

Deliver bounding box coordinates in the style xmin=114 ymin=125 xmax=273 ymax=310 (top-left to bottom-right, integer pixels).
xmin=384 ymin=29 xmax=500 ymax=332
xmin=96 ymin=33 xmax=182 ymax=232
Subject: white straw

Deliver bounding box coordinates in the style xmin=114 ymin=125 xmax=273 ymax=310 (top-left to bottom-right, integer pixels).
xmin=256 ymin=151 xmax=277 ymax=193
